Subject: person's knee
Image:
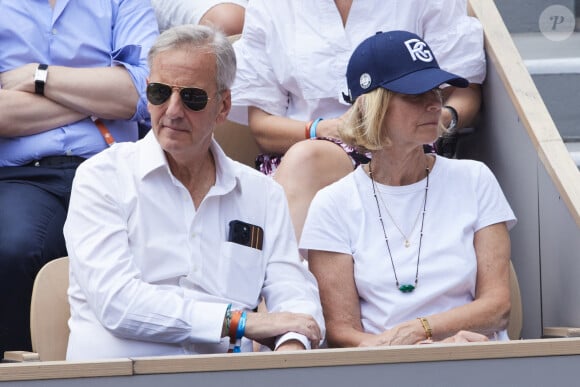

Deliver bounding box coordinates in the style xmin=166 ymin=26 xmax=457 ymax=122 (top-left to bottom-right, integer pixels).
xmin=0 ymin=218 xmax=65 ymax=280
xmin=200 ymin=4 xmax=245 ymax=36
xmin=278 ymin=140 xmax=352 ymax=183
xmin=0 ymin=232 xmax=40 ymax=279
xmin=283 ymin=140 xmax=329 ymax=168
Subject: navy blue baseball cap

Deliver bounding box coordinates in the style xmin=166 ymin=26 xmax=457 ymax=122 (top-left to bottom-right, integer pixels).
xmin=344 ymin=30 xmax=469 ymax=103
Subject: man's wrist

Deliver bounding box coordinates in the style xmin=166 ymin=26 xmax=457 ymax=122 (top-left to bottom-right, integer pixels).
xmin=34 ymin=64 xmax=49 ymax=95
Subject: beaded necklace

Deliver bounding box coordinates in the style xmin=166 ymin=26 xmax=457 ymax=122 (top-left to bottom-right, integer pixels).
xmin=368 ymin=160 xmax=430 ymax=293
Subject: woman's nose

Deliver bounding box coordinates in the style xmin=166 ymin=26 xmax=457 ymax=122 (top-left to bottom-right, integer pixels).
xmin=426 ymin=90 xmax=443 ymax=111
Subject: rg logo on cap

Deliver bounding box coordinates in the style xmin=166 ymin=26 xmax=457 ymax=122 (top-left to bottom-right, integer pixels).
xmin=404 ymin=38 xmax=433 ymax=63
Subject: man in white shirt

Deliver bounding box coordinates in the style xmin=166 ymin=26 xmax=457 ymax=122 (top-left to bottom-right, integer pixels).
xmin=63 ymin=24 xmax=324 ymax=360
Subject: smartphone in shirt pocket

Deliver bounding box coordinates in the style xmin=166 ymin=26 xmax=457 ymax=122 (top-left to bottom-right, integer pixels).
xmin=228 ymin=220 xmax=263 ymax=250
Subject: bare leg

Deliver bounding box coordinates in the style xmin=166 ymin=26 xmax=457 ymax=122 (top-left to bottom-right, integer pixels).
xmin=200 ymin=4 xmax=245 ymax=36
xmin=274 ymin=140 xmax=353 ymax=241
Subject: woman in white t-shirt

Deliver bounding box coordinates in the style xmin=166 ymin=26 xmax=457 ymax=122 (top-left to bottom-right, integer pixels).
xmin=300 ymin=31 xmax=517 ymax=347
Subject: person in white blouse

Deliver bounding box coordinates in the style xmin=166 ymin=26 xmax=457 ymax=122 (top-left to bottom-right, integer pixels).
xmin=229 ymin=0 xmax=486 ymax=242
xmin=300 ymin=31 xmax=516 ymax=347
xmin=63 ymin=24 xmax=324 ymax=360
xmin=150 ymin=0 xmax=247 ymax=35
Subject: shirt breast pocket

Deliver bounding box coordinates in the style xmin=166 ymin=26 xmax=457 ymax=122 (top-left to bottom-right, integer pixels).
xmin=220 ymin=241 xmax=265 ymax=305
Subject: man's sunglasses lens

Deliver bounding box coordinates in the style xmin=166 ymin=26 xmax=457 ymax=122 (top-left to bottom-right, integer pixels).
xmin=147 ymin=83 xmax=209 ymax=111
xmin=180 ymin=87 xmax=209 ymax=111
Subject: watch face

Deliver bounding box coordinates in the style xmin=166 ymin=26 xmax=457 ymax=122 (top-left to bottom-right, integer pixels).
xmin=34 ymin=64 xmax=48 ymax=95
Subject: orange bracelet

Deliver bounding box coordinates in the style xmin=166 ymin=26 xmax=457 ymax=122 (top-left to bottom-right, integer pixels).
xmin=305 ymin=120 xmax=313 ymax=139
xmin=228 ymin=311 xmax=242 ymax=353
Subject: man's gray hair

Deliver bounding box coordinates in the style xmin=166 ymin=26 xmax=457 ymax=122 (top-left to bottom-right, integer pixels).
xmin=148 ymin=24 xmax=236 ymax=92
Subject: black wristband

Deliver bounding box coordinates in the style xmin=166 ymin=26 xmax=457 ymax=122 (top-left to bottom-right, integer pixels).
xmin=34 ymin=64 xmax=49 ymax=95
xmin=444 ymin=105 xmax=458 ymax=131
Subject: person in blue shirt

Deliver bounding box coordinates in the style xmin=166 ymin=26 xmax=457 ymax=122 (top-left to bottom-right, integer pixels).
xmin=0 ymin=0 xmax=159 ymax=358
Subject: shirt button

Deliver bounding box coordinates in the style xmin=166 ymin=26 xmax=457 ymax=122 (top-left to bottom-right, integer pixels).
xmin=52 ymin=28 xmax=58 ymax=35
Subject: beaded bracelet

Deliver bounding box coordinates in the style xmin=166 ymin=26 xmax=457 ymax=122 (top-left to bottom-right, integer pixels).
xmin=222 ymin=304 xmax=232 ymax=337
xmin=417 ymin=317 xmax=432 ymax=340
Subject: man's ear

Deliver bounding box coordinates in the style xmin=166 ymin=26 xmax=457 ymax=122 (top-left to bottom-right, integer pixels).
xmin=216 ymin=89 xmax=232 ymax=125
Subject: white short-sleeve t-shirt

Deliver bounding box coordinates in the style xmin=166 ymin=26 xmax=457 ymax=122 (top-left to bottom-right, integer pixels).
xmin=300 ymin=156 xmax=516 ymax=340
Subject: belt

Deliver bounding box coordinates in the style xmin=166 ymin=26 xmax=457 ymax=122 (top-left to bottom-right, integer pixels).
xmin=25 ymin=156 xmax=86 ymax=168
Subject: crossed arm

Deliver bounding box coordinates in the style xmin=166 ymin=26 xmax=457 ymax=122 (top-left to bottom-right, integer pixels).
xmin=0 ymin=64 xmax=138 ymax=137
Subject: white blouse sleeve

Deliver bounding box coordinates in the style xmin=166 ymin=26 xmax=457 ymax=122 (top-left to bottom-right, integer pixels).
xmin=230 ymin=0 xmax=291 ymax=119
xmin=474 ymin=162 xmax=517 ymax=231
xmin=420 ymin=0 xmax=486 ymax=84
xmin=300 ymin=185 xmax=354 ymax=259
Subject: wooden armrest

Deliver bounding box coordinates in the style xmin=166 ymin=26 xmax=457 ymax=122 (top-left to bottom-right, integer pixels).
xmin=543 ymin=327 xmax=580 ymax=338
xmin=2 ymin=351 xmax=40 ymax=362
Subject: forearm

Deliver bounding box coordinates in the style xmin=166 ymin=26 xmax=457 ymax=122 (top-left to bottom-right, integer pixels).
xmin=0 ymin=89 xmax=86 ymax=136
xmin=248 ymin=106 xmax=307 ymax=154
xmin=422 ymin=297 xmax=510 ymax=341
xmin=248 ymin=106 xmax=344 ymax=154
xmin=441 ymin=83 xmax=482 ymax=130
xmin=44 ymin=65 xmax=139 ymax=120
xmin=326 ymin=322 xmax=376 ymax=348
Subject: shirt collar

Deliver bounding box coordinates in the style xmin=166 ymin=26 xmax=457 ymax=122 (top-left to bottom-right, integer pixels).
xmin=136 ymin=130 xmax=239 ymax=195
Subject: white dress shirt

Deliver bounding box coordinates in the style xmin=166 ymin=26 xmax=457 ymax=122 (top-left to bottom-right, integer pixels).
xmin=64 ymin=132 xmax=324 ymax=360
xmin=229 ymin=0 xmax=486 ymax=124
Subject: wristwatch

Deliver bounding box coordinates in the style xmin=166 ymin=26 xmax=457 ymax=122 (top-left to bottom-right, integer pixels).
xmin=444 ymin=105 xmax=458 ymax=132
xmin=34 ymin=64 xmax=49 ymax=95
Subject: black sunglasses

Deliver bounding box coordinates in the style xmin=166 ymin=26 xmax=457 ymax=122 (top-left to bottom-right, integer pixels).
xmin=147 ymin=82 xmax=210 ymax=111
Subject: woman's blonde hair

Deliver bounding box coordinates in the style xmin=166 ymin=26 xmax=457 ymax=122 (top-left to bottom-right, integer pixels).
xmin=339 ymin=88 xmax=394 ymax=151
xmin=339 ymin=88 xmax=446 ymax=151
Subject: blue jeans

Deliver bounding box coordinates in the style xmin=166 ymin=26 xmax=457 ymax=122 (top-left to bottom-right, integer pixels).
xmin=0 ymin=156 xmax=83 ymax=358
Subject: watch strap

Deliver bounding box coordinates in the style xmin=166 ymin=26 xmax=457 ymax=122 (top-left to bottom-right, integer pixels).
xmin=34 ymin=64 xmax=49 ymax=95
xmin=444 ymin=105 xmax=458 ymax=132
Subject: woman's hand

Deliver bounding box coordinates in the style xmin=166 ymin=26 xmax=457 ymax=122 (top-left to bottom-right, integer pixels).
xmin=358 ymin=319 xmax=426 ymax=347
xmin=314 ymin=108 xmax=352 ymax=139
xmin=358 ymin=323 xmax=488 ymax=347
xmin=439 ymin=330 xmax=489 ymax=343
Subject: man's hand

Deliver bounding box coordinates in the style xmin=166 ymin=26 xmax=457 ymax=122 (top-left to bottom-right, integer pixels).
xmin=243 ymin=311 xmax=322 ymax=349
xmin=0 ymin=63 xmax=38 ymax=93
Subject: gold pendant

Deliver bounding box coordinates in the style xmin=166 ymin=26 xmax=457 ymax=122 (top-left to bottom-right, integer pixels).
xmin=405 ymin=240 xmax=410 ymax=248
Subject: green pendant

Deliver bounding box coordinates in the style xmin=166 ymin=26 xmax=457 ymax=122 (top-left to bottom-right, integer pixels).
xmin=399 ymin=284 xmax=415 ymax=293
